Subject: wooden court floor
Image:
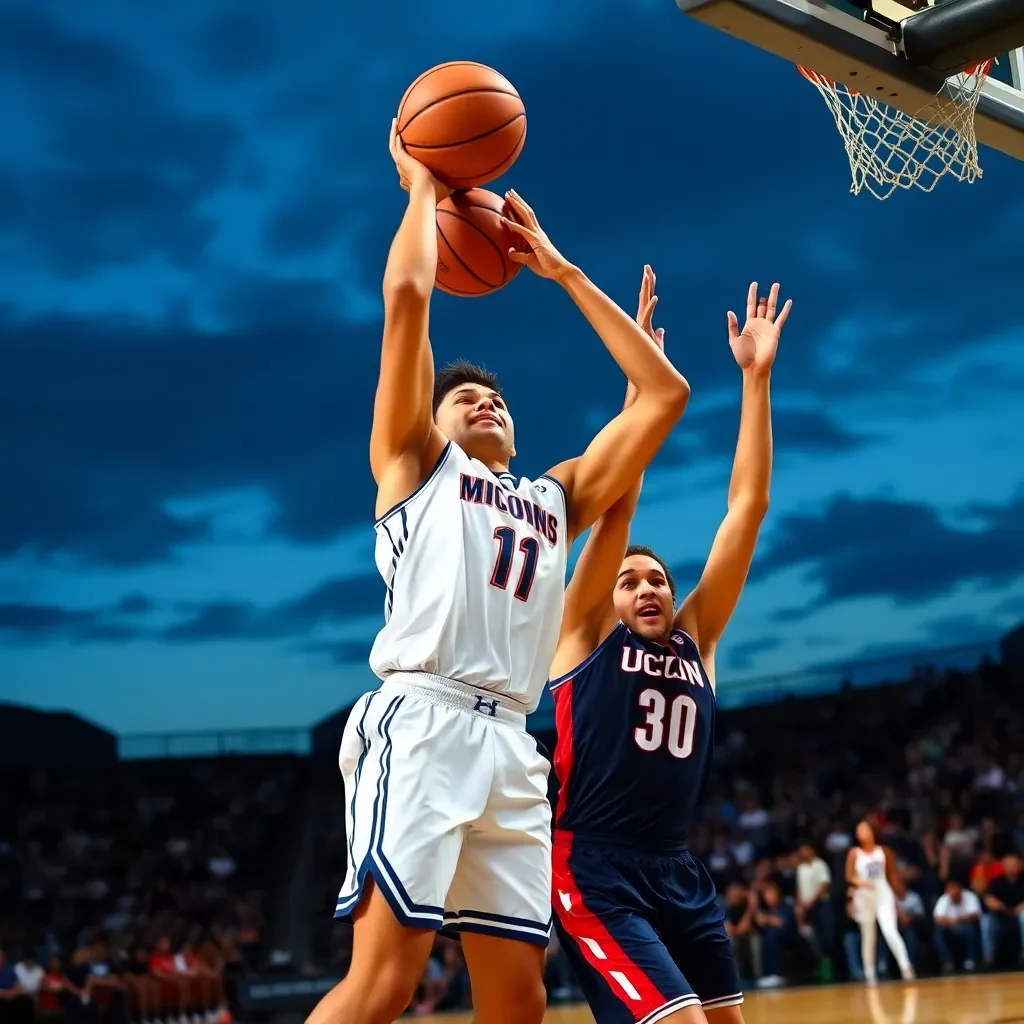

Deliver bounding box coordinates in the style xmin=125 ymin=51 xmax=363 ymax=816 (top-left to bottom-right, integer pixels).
xmin=429 ymin=973 xmax=1024 ymax=1023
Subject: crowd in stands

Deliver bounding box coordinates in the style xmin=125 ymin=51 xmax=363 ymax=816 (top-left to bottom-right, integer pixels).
xmin=0 ymin=759 xmax=299 ymax=1024
xmin=2 ymin=656 xmax=1022 ymax=1021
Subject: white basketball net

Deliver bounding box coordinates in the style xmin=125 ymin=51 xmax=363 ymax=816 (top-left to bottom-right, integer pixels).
xmin=799 ymin=61 xmax=993 ymax=200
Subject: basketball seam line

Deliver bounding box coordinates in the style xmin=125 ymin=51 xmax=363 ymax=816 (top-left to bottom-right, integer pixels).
xmin=405 ymin=111 xmax=525 ymax=150
xmin=397 ymin=61 xmax=516 ymax=120
xmin=441 ymin=122 xmax=527 ymax=186
xmin=399 ymin=87 xmax=522 ymax=133
xmin=398 ymin=62 xmax=499 ymax=121
xmin=436 ymin=213 xmax=508 ymax=289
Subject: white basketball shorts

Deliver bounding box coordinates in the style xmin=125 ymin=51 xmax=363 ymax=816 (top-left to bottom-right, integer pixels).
xmin=334 ymin=672 xmax=553 ymax=947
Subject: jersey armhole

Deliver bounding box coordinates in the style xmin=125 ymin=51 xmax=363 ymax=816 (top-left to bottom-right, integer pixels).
xmin=549 ymin=621 xmax=625 ymax=691
xmin=374 ymin=441 xmax=453 ymax=527
xmin=537 ymin=474 xmax=568 ymax=518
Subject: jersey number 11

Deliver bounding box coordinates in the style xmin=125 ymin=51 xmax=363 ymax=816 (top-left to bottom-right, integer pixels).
xmin=490 ymin=527 xmax=539 ymax=602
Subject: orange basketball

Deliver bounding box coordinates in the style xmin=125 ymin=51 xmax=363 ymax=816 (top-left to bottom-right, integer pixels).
xmin=398 ymin=62 xmax=527 ymax=190
xmin=435 ymin=189 xmax=522 ymax=298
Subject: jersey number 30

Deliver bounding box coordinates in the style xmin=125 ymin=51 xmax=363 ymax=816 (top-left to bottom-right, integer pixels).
xmin=490 ymin=527 xmax=539 ymax=602
xmin=634 ymin=689 xmax=697 ymax=758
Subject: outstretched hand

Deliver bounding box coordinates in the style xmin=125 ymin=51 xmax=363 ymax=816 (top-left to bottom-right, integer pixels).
xmin=728 ymin=282 xmax=791 ymax=376
xmin=500 ymin=190 xmax=573 ymax=281
xmin=636 ymin=265 xmax=665 ymax=351
xmin=388 ymin=119 xmax=451 ymax=204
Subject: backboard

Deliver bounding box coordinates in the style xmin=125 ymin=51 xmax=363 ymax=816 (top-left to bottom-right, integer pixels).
xmin=675 ymin=0 xmax=1024 ymax=162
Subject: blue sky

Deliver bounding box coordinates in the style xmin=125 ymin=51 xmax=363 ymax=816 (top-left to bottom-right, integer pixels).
xmin=1 ymin=0 xmax=1022 ymax=735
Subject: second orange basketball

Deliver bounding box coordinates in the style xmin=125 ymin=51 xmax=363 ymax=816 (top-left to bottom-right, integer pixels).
xmin=398 ymin=62 xmax=526 ymax=190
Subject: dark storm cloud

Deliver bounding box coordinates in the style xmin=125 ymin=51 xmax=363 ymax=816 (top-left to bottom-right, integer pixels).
xmin=0 ymin=603 xmax=144 ymax=644
xmin=752 ymin=492 xmax=1024 ymax=606
xmin=727 ymin=635 xmax=782 ymax=672
xmin=0 ymin=7 xmax=238 ymax=275
xmin=660 ymin=405 xmax=874 ymax=467
xmin=196 ymin=8 xmax=277 ymax=80
xmin=162 ymin=572 xmax=381 ymax=643
xmin=0 ymin=302 xmax=379 ymax=563
xmin=0 ymin=571 xmax=379 ymax=648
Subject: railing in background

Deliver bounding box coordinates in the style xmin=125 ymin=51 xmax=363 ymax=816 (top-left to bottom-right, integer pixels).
xmin=118 ymin=727 xmax=311 ymax=760
xmin=116 ymin=638 xmax=1001 ymax=757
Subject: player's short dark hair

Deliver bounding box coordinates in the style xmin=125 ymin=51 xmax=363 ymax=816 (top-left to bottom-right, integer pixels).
xmin=432 ymin=360 xmax=503 ymax=415
xmin=624 ymin=544 xmax=677 ymax=601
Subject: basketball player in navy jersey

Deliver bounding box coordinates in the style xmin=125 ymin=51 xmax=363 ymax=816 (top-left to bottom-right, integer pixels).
xmin=306 ymin=126 xmax=689 ymax=1024
xmin=548 ymin=282 xmax=791 ymax=1024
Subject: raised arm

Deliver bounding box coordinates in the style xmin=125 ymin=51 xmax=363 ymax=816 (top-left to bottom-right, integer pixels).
xmin=369 ymin=121 xmax=451 ymax=516
xmin=552 ymin=267 xmax=665 ymax=677
xmin=500 ymin=192 xmax=689 ymax=540
xmin=676 ymin=283 xmax=791 ymax=676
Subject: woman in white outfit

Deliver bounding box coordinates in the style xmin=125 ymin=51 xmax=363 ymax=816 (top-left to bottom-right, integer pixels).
xmin=846 ymin=819 xmax=916 ymax=983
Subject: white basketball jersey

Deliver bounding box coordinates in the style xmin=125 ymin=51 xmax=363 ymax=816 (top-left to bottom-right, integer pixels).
xmin=854 ymin=846 xmax=889 ymax=890
xmin=368 ymin=440 xmax=569 ymax=713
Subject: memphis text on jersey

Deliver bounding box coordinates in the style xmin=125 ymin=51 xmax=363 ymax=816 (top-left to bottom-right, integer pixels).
xmin=460 ymin=473 xmax=560 ymax=546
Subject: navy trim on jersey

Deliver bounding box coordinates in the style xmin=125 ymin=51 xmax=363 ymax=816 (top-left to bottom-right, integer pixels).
xmin=373 ymin=441 xmax=453 ymax=528
xmin=549 ymin=622 xmax=627 ymax=691
xmin=538 ymin=473 xmax=568 ymax=513
xmin=334 ymin=695 xmax=445 ymax=928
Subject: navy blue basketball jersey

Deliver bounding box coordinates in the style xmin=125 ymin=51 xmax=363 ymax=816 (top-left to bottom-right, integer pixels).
xmin=550 ymin=622 xmax=716 ymax=849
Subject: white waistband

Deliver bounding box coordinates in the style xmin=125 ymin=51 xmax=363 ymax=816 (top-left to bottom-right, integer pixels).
xmin=380 ymin=672 xmax=527 ymax=727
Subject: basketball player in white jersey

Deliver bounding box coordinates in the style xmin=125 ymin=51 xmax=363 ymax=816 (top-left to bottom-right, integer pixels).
xmin=846 ymin=819 xmax=916 ymax=984
xmin=305 ymin=124 xmax=690 ymax=1024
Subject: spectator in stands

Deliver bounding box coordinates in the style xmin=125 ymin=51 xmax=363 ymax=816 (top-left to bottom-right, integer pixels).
xmin=795 ymin=843 xmax=833 ymax=961
xmin=12 ymin=955 xmax=42 ymax=1002
xmin=942 ymin=814 xmax=976 ymax=881
xmin=983 ymin=853 xmax=1024 ymax=967
xmin=893 ymin=884 xmax=924 ymax=971
xmin=37 ymin=954 xmax=82 ymax=1020
xmin=723 ymin=884 xmax=760 ymax=983
xmin=933 ymin=879 xmax=982 ymax=972
xmin=754 ymin=881 xmax=793 ymax=988
xmin=0 ymin=949 xmax=34 ymax=1024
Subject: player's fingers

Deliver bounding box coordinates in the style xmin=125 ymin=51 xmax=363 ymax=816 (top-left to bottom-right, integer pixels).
xmin=746 ymin=282 xmax=757 ymax=321
xmin=637 ymin=268 xmax=651 ymax=317
xmin=639 ymin=295 xmax=658 ymax=333
xmin=727 ymin=311 xmax=739 ymax=342
xmin=507 ymin=248 xmax=531 ymax=264
xmin=757 ymin=297 xmax=768 ymax=319
xmin=507 ymin=189 xmax=538 ymax=224
xmin=655 ymin=327 xmax=666 ymax=349
xmin=766 ymin=282 xmax=780 ymax=321
xmin=499 ymin=216 xmax=540 ymax=245
xmin=775 ymin=298 xmax=793 ymax=331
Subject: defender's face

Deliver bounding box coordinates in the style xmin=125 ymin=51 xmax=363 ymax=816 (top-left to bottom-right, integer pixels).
xmin=435 ymin=384 xmax=515 ymax=463
xmin=614 ymin=554 xmax=675 ymax=641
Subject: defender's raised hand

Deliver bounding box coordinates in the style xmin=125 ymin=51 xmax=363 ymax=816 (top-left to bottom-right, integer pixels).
xmin=728 ymin=282 xmax=792 ymax=375
xmin=636 ymin=265 xmax=666 ymax=351
xmin=500 ymin=189 xmax=572 ymax=281
xmin=389 ymin=118 xmax=452 ymax=203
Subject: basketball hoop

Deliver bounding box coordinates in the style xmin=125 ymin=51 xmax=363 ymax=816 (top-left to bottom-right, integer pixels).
xmin=798 ymin=59 xmax=995 ymax=200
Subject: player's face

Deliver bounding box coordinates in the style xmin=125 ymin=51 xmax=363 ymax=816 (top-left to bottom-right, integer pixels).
xmin=614 ymin=554 xmax=675 ymax=641
xmin=855 ymin=821 xmax=874 ymax=846
xmin=435 ymin=384 xmax=516 ymax=466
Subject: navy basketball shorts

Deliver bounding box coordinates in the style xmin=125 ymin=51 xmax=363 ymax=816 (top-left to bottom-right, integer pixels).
xmin=552 ymin=832 xmax=743 ymax=1023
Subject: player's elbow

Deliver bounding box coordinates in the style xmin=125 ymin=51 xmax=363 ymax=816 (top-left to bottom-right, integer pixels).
xmin=645 ymin=370 xmax=690 ymax=418
xmin=729 ymin=491 xmax=770 ymax=524
xmin=382 ymin=272 xmax=433 ymax=310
